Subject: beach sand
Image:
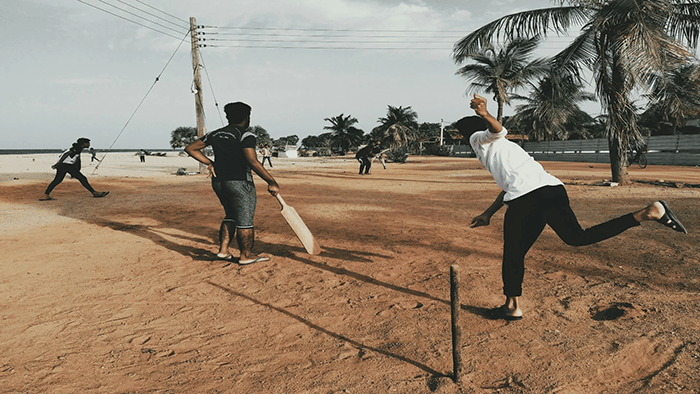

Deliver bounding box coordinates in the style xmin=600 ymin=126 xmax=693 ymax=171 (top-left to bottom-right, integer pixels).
xmin=1 ymin=152 xmax=699 ymax=393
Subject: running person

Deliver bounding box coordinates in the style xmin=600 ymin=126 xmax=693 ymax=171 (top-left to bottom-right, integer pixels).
xmin=40 ymin=138 xmax=109 ymax=201
xmin=459 ymin=94 xmax=687 ymax=321
xmin=185 ymin=101 xmax=280 ymax=265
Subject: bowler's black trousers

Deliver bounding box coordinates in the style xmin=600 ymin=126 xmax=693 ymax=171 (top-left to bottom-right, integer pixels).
xmin=502 ymin=185 xmax=640 ymax=297
xmin=44 ymin=163 xmax=96 ymax=195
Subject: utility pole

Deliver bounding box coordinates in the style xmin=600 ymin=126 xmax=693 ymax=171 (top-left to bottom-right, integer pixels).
xmin=190 ymin=17 xmax=206 ymax=173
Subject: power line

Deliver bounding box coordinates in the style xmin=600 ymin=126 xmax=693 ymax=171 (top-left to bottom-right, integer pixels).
xmin=113 ymin=0 xmax=188 ymax=29
xmin=92 ymin=0 xmax=186 ymax=34
xmin=93 ymin=29 xmax=191 ymax=172
xmin=200 ymin=44 xmax=451 ymax=51
xmin=205 ymin=25 xmax=470 ymax=33
xmin=210 ymin=31 xmax=468 ymax=39
xmin=198 ymin=50 xmax=225 ymax=127
xmin=193 ymin=25 xmax=579 ymax=51
xmin=133 ymin=0 xmax=189 ymax=24
xmin=76 ymin=0 xmax=187 ymax=40
xmin=200 ymin=37 xmax=462 ymax=44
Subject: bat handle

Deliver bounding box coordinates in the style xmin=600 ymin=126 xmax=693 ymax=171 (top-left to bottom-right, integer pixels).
xmin=275 ymin=193 xmax=286 ymax=207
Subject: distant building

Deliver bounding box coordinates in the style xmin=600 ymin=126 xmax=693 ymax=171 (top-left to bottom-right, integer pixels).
xmin=277 ymin=145 xmax=298 ymax=158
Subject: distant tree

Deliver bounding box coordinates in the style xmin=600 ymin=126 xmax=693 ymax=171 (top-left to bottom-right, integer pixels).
xmin=170 ymin=126 xmax=198 ymax=149
xmin=456 ymin=37 xmax=548 ymax=122
xmin=372 ymin=105 xmax=419 ymax=148
xmin=643 ymin=64 xmax=700 ymax=135
xmin=250 ymin=125 xmax=273 ymax=147
xmin=273 ymin=135 xmax=299 ymax=149
xmin=323 ymin=114 xmax=364 ymax=155
xmin=509 ymin=70 xmax=596 ymax=141
xmin=453 ymin=0 xmax=700 ymax=183
xmin=412 ymin=122 xmax=442 ymax=154
xmin=301 ymin=133 xmax=332 ymax=150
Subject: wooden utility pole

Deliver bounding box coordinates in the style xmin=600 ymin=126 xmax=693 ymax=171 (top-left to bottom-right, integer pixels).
xmin=190 ymin=17 xmax=206 ymax=173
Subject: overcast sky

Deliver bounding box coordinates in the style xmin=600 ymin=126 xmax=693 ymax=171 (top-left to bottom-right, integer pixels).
xmin=2 ymin=0 xmax=583 ymax=149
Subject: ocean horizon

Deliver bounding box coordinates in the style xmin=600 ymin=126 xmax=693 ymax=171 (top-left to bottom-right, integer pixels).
xmin=0 ymin=148 xmax=180 ymax=155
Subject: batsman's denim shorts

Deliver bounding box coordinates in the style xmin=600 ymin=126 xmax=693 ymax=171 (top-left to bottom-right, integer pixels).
xmin=212 ymin=179 xmax=257 ymax=229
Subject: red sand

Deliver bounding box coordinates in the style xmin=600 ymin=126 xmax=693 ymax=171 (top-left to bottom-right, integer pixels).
xmin=1 ymin=155 xmax=699 ymax=393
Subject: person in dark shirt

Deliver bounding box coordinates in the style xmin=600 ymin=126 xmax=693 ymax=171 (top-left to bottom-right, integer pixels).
xmin=185 ymin=102 xmax=279 ymax=265
xmin=355 ymin=141 xmax=377 ymax=175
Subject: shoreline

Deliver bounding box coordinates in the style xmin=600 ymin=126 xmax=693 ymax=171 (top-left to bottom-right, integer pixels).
xmin=0 ymin=152 xmax=360 ymax=184
xmin=2 ymin=152 xmax=699 ymax=187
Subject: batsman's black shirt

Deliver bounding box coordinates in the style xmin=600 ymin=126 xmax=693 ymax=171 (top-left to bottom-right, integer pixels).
xmin=200 ymin=125 xmax=257 ymax=181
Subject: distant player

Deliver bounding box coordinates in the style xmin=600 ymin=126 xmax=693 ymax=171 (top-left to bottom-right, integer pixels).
xmin=355 ymin=141 xmax=376 ymax=175
xmin=460 ymin=94 xmax=687 ymax=321
xmin=40 ymin=138 xmax=109 ymax=201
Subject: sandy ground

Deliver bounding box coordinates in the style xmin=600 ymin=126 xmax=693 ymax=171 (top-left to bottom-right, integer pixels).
xmin=1 ymin=152 xmax=699 ymax=393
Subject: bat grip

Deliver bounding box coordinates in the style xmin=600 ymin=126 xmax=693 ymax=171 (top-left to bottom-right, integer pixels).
xmin=275 ymin=193 xmax=286 ymax=207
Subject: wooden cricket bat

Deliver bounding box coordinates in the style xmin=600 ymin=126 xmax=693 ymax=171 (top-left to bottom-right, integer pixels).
xmin=275 ymin=194 xmax=321 ymax=255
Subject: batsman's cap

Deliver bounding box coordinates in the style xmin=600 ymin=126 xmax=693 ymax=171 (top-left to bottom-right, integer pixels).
xmin=77 ymin=137 xmax=91 ymax=144
xmin=224 ymin=102 xmax=252 ymax=121
xmin=454 ymin=116 xmax=487 ymax=137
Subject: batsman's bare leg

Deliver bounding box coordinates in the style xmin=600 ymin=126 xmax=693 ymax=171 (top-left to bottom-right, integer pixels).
xmin=218 ymin=220 xmax=236 ymax=257
xmin=236 ymin=227 xmax=255 ymax=260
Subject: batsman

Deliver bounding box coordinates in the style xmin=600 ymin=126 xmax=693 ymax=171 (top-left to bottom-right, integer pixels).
xmin=186 ymin=101 xmax=279 ymax=266
xmin=458 ymin=94 xmax=687 ymax=321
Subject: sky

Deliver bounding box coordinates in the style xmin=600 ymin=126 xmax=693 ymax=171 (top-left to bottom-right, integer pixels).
xmin=1 ymin=0 xmax=584 ymax=150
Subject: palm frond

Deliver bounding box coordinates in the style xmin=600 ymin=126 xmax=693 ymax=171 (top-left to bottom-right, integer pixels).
xmin=453 ymin=6 xmax=590 ymax=63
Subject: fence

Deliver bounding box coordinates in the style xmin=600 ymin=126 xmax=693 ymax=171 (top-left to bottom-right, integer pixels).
xmin=449 ymin=134 xmax=700 ymax=166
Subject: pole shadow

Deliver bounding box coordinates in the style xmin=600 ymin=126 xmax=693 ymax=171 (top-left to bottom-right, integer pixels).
xmin=206 ymin=280 xmax=447 ymax=378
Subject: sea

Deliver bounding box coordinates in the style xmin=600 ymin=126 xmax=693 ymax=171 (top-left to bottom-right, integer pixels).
xmin=0 ymin=149 xmax=179 ymax=155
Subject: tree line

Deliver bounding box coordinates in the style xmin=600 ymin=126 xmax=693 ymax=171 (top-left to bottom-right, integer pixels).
xmin=171 ymin=1 xmax=700 ymax=184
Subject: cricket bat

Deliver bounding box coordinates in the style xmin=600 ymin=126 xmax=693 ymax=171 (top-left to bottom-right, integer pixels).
xmin=275 ymin=194 xmax=321 ymax=255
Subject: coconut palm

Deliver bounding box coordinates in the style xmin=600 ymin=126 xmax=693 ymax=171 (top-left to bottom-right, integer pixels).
xmin=456 ymin=36 xmax=549 ymax=122
xmin=509 ymin=69 xmax=596 ymax=141
xmin=644 ymin=63 xmax=700 ymax=134
xmin=323 ymin=114 xmax=364 ymax=154
xmin=453 ymin=0 xmax=700 ymax=184
xmin=372 ymin=105 xmax=419 ymax=148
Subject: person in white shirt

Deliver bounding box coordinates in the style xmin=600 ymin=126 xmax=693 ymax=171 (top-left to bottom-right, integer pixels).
xmin=459 ymin=94 xmax=687 ymax=321
xmin=260 ymin=145 xmax=272 ymax=167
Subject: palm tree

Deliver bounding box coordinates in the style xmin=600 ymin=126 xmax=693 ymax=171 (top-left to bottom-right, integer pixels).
xmin=453 ymin=0 xmax=700 ymax=184
xmin=644 ymin=63 xmax=700 ymax=134
xmin=323 ymin=114 xmax=364 ymax=154
xmin=509 ymin=69 xmax=596 ymax=141
xmin=372 ymin=105 xmax=419 ymax=148
xmin=456 ymin=36 xmax=549 ymax=122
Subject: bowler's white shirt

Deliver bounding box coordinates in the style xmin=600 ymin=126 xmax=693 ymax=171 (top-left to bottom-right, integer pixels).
xmin=470 ymin=127 xmax=562 ymax=202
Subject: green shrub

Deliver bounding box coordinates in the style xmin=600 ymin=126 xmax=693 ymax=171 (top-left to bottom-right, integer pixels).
xmin=386 ymin=147 xmax=408 ymax=163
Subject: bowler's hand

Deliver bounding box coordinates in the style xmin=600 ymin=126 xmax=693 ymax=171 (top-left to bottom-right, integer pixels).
xmin=470 ymin=94 xmax=489 ymax=117
xmin=470 ymin=213 xmax=491 ymax=228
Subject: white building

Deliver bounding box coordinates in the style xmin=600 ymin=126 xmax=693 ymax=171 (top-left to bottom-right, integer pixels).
xmin=277 ymin=145 xmax=298 ymax=158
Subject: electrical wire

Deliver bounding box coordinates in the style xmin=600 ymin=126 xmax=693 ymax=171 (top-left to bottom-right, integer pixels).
xmin=92 ymin=0 xmax=185 ymax=34
xmin=93 ymin=29 xmax=191 ymax=173
xmin=198 ymin=49 xmax=225 ymax=127
xmin=193 ymin=25 xmax=578 ymax=51
xmin=199 ymin=44 xmax=451 ymax=50
xmin=113 ymin=0 xmax=188 ymax=29
xmin=76 ymin=0 xmax=186 ymax=40
xmin=133 ymin=0 xmax=189 ymax=24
